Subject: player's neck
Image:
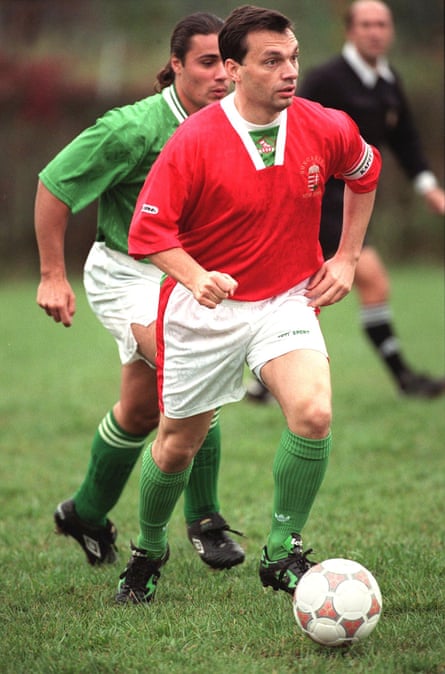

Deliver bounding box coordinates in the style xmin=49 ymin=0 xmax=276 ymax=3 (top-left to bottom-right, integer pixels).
xmin=233 ymin=94 xmax=282 ymax=126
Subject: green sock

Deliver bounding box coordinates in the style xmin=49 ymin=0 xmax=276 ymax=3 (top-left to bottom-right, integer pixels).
xmin=137 ymin=443 xmax=192 ymax=557
xmin=74 ymin=410 xmax=147 ymax=526
xmin=267 ymin=428 xmax=331 ymax=560
xmin=183 ymin=409 xmax=221 ymax=524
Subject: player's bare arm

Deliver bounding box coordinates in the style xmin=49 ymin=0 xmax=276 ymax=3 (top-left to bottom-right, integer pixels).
xmin=149 ymin=248 xmax=238 ymax=309
xmin=35 ymin=180 xmax=76 ymax=327
xmin=424 ymin=186 xmax=445 ymax=215
xmin=306 ymin=187 xmax=376 ymax=307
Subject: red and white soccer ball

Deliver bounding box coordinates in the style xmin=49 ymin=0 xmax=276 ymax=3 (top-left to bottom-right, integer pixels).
xmin=293 ymin=558 xmax=382 ymax=647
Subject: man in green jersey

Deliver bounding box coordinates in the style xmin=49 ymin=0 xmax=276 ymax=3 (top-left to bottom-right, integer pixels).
xmin=34 ymin=12 xmax=245 ymax=570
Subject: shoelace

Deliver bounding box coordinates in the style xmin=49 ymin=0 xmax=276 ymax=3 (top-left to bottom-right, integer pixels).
xmin=203 ymin=528 xmax=243 ymax=548
xmin=295 ymin=547 xmax=315 ymax=572
xmin=221 ymin=524 xmax=245 ymax=538
xmin=208 ymin=524 xmax=246 ymax=547
xmin=275 ymin=546 xmax=315 ymax=582
xmin=119 ymin=555 xmax=160 ymax=587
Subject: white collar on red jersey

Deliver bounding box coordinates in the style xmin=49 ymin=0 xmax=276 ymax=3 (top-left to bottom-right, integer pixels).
xmin=220 ymin=92 xmax=287 ymax=170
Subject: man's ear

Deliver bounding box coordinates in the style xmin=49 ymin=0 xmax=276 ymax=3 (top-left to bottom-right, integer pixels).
xmin=225 ymin=58 xmax=241 ymax=83
xmin=171 ymin=55 xmax=182 ymax=76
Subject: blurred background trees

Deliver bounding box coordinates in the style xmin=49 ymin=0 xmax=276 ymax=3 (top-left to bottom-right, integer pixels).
xmin=1 ymin=0 xmax=443 ymax=276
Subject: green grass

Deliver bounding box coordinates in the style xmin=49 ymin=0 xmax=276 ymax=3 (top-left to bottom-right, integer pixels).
xmin=1 ymin=266 xmax=444 ymax=674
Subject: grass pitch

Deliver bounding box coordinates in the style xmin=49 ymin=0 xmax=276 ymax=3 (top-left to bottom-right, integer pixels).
xmin=1 ymin=266 xmax=444 ymax=673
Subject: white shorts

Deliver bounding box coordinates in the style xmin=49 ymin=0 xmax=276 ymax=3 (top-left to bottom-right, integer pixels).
xmin=157 ymin=279 xmax=328 ymax=418
xmin=83 ymin=242 xmax=162 ymax=365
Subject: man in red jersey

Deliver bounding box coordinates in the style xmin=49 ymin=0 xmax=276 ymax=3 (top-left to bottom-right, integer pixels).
xmin=116 ymin=5 xmax=381 ymax=605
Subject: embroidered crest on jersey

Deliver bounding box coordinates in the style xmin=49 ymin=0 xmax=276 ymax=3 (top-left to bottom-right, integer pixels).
xmin=307 ymin=164 xmax=321 ymax=191
xmin=300 ymin=155 xmax=325 ymax=197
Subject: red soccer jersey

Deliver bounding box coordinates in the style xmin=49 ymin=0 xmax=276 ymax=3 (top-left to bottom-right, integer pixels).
xmin=129 ymin=94 xmax=381 ymax=301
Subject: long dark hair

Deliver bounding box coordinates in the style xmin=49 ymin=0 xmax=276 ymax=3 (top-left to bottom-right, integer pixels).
xmin=154 ymin=12 xmax=224 ymax=91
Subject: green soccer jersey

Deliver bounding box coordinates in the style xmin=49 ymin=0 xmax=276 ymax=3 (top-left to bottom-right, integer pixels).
xmin=39 ymin=85 xmax=188 ymax=255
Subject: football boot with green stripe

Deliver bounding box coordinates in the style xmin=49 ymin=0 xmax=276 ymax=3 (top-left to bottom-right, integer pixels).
xmin=259 ymin=533 xmax=316 ymax=595
xmin=115 ymin=543 xmax=169 ymax=605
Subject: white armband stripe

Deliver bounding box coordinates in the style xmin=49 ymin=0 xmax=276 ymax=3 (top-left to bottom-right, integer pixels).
xmin=342 ymin=142 xmax=374 ymax=180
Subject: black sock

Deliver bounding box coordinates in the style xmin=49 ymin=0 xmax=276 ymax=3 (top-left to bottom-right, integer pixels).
xmin=360 ymin=303 xmax=411 ymax=382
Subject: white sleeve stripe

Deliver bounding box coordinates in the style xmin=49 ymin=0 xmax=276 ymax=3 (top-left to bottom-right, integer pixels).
xmin=342 ymin=141 xmax=374 ymax=180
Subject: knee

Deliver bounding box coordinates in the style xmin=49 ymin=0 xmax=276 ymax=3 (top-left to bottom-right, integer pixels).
xmin=361 ymin=273 xmax=390 ymax=304
xmin=152 ymin=415 xmax=213 ymax=473
xmin=290 ymin=395 xmax=332 ymax=439
xmin=114 ymin=402 xmax=159 ymax=437
xmin=355 ymin=249 xmax=390 ymax=304
xmin=133 ymin=409 xmax=160 ymax=436
xmin=152 ymin=436 xmax=199 ymax=473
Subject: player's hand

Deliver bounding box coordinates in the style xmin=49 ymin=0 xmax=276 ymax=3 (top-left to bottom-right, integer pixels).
xmin=192 ymin=271 xmax=238 ymax=308
xmin=36 ymin=276 xmax=76 ymax=327
xmin=424 ymin=186 xmax=445 ymax=215
xmin=305 ymin=258 xmax=355 ymax=308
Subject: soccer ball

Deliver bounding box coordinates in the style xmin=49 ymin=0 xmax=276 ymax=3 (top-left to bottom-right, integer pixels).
xmin=293 ymin=558 xmax=382 ymax=647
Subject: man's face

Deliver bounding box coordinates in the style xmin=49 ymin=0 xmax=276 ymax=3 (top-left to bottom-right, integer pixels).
xmin=347 ymin=1 xmax=394 ymax=65
xmin=225 ymin=28 xmax=299 ymax=125
xmin=172 ymin=33 xmax=230 ymax=114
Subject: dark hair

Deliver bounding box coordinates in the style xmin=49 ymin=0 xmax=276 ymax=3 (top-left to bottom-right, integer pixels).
xmin=155 ymin=12 xmax=224 ymax=91
xmin=218 ymin=5 xmax=293 ymax=64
